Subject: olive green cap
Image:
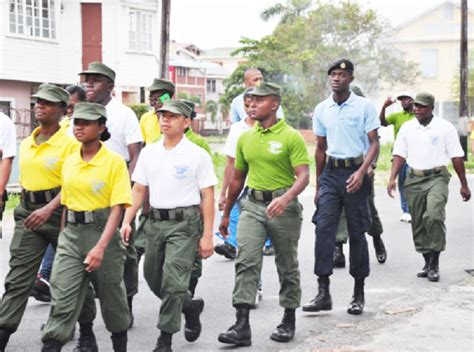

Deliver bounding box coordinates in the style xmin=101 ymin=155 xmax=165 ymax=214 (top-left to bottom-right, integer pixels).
xmin=79 ymin=62 xmax=116 ymax=82
xmin=72 ymin=102 xmax=107 ymax=121
xmin=31 ymin=83 xmax=70 ymax=105
xmin=350 ymin=85 xmax=365 ymax=97
xmin=182 ymin=100 xmax=198 ymax=119
xmin=413 ymin=92 xmax=435 ymax=107
xmin=246 ymin=82 xmax=281 ymax=98
xmin=148 ymin=78 xmax=175 ymax=94
xmin=157 ymin=100 xmax=192 ymax=119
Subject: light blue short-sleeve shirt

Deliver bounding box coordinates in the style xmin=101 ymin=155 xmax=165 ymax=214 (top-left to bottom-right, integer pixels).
xmin=312 ymin=92 xmax=379 ymax=159
xmin=231 ymin=92 xmax=284 ymax=123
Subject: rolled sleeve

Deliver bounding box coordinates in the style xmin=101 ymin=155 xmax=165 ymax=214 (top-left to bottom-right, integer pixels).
xmin=312 ymin=106 xmax=326 ymax=137
xmin=197 ymin=152 xmax=217 ymax=189
xmin=364 ymin=102 xmax=380 ymax=133
xmin=110 ymin=160 xmax=132 ymax=207
xmin=392 ymin=126 xmax=408 ymax=158
xmin=125 ymin=109 xmax=144 ymax=145
xmin=289 ymin=132 xmax=310 ymax=168
xmin=1 ymin=117 xmax=17 ymax=158
xmin=131 ymin=150 xmax=148 ymax=186
xmin=445 ymin=124 xmax=465 ymax=158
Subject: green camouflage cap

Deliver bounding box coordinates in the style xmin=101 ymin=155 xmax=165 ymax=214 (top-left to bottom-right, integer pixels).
xmin=350 ymin=85 xmax=365 ymax=97
xmin=31 ymin=83 xmax=70 ymax=105
xmin=79 ymin=62 xmax=116 ymax=82
xmin=157 ymin=100 xmax=192 ymax=119
xmin=413 ymin=92 xmax=435 ymax=107
xmin=182 ymin=100 xmax=197 ymax=119
xmin=148 ymin=78 xmax=175 ymax=94
xmin=72 ymin=102 xmax=107 ymax=121
xmin=246 ymin=82 xmax=281 ymax=98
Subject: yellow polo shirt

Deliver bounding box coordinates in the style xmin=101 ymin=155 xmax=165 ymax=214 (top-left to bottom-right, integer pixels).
xmin=19 ymin=127 xmax=77 ymax=191
xmin=140 ymin=110 xmax=160 ymax=144
xmin=59 ymin=116 xmax=71 ymax=131
xmin=61 ymin=144 xmax=132 ymax=211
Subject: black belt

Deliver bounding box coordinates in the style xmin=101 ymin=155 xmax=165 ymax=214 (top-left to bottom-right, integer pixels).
xmin=409 ymin=166 xmax=446 ymax=177
xmin=249 ymin=188 xmax=288 ymax=203
xmin=22 ymin=187 xmax=60 ymax=204
xmin=150 ymin=205 xmax=199 ymax=221
xmin=67 ymin=210 xmax=96 ymax=224
xmin=327 ymin=155 xmax=364 ymax=168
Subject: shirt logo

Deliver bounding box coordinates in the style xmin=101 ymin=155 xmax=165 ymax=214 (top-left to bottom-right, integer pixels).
xmin=431 ymin=136 xmax=439 ymax=145
xmin=91 ymin=180 xmax=106 ymax=194
xmin=268 ymin=141 xmax=283 ymax=155
xmin=174 ymin=165 xmax=190 ymax=179
xmin=44 ymin=156 xmax=59 ymax=170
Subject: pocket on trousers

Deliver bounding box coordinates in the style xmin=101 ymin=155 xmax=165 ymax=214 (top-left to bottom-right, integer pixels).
xmin=172 ymin=257 xmax=192 ymax=275
xmin=104 ymin=270 xmax=122 ymax=283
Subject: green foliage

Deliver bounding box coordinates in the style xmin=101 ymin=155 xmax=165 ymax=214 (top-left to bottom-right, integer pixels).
xmin=261 ymin=0 xmax=312 ymax=23
xmin=451 ymin=50 xmax=474 ymax=115
xmin=223 ymin=0 xmax=419 ymax=128
xmin=5 ymin=193 xmax=20 ymax=213
xmin=205 ymin=100 xmax=218 ymax=123
xmin=177 ymin=92 xmax=202 ymax=106
xmin=128 ymin=104 xmax=149 ymax=120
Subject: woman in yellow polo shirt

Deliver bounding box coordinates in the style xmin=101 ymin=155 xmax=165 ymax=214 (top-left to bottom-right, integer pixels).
xmin=41 ymin=102 xmax=132 ymax=352
xmin=0 ymin=84 xmax=75 ymax=351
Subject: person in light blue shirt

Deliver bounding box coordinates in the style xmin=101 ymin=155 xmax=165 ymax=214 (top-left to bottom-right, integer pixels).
xmin=303 ymin=59 xmax=380 ymax=317
xmin=230 ymin=68 xmax=284 ymax=123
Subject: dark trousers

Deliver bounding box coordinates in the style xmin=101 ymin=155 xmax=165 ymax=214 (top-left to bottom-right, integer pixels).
xmin=313 ymin=164 xmax=371 ymax=279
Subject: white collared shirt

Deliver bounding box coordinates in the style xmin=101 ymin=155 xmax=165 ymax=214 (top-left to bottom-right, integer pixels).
xmin=132 ymin=136 xmax=217 ymax=209
xmin=104 ymin=97 xmax=143 ymax=162
xmin=393 ymin=116 xmax=464 ymax=170
xmin=223 ymin=119 xmax=253 ymax=158
xmin=0 ymin=112 xmax=16 ymax=159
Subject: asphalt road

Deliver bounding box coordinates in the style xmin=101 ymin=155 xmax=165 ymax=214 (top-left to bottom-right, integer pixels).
xmin=1 ymin=177 xmax=473 ymax=351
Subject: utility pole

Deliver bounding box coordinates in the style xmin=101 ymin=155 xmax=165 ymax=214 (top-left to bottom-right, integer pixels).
xmin=159 ymin=0 xmax=171 ymax=79
xmin=459 ymin=0 xmax=469 ymax=160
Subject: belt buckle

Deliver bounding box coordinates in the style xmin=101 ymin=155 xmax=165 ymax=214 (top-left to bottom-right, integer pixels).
xmin=344 ymin=159 xmax=351 ymax=168
xmin=158 ymin=209 xmax=169 ymax=221
xmin=67 ymin=210 xmax=75 ymax=223
xmin=262 ymin=191 xmax=273 ymax=203
xmin=84 ymin=212 xmax=94 ymax=224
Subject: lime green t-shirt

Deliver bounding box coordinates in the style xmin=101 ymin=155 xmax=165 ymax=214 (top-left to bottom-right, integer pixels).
xmin=386 ymin=111 xmax=414 ymax=138
xmin=185 ymin=128 xmax=212 ymax=156
xmin=235 ymin=119 xmax=309 ymax=191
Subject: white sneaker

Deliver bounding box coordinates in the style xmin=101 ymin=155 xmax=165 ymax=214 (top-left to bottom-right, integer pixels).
xmin=400 ymin=213 xmax=412 ymax=223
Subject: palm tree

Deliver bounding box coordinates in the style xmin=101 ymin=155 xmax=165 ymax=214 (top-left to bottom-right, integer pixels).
xmin=205 ymin=100 xmax=218 ymax=124
xmin=261 ymin=0 xmax=312 ymax=24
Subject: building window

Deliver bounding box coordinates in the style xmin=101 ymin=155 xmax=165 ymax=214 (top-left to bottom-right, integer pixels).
xmin=176 ymin=67 xmax=187 ymax=76
xmin=0 ymin=101 xmax=11 ymax=117
xmin=421 ymin=49 xmax=438 ymax=78
xmin=129 ymin=10 xmax=152 ymax=52
xmin=207 ymin=79 xmax=216 ymax=93
xmin=9 ymin=0 xmax=57 ymax=39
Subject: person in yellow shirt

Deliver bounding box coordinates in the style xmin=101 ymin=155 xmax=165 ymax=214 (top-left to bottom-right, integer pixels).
xmin=140 ymin=78 xmax=175 ymax=144
xmin=59 ymin=85 xmax=86 ymax=131
xmin=41 ymin=102 xmax=132 ymax=352
xmin=0 ymin=84 xmax=75 ymax=351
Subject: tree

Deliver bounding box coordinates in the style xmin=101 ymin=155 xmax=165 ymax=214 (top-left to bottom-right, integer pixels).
xmin=261 ymin=0 xmax=312 ymax=24
xmin=205 ymin=100 xmax=218 ymax=124
xmin=224 ymin=0 xmax=419 ymax=128
xmin=177 ymin=91 xmax=202 ymax=106
xmin=452 ymin=50 xmax=474 ymax=116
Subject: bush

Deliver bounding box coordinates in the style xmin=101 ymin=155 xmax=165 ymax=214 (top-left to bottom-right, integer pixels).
xmin=128 ymin=104 xmax=150 ymax=120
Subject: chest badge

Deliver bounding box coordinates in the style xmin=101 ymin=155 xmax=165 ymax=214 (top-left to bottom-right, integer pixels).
xmin=174 ymin=165 xmax=190 ymax=179
xmin=268 ymin=141 xmax=283 ymax=155
xmin=44 ymin=156 xmax=59 ymax=170
xmin=91 ymin=180 xmax=106 ymax=194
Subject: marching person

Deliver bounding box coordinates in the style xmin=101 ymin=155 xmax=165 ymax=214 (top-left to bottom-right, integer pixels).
xmin=121 ymin=100 xmax=216 ymax=352
xmin=387 ymin=92 xmax=470 ymax=282
xmin=0 ymin=84 xmax=75 ymax=351
xmin=75 ymin=62 xmax=143 ymax=343
xmin=0 ymin=110 xmax=16 ymax=240
xmin=303 ymin=59 xmax=380 ymax=316
xmin=380 ymin=92 xmax=415 ymax=222
xmin=41 ymin=102 xmax=131 ymax=352
xmin=218 ymin=83 xmax=309 ymax=345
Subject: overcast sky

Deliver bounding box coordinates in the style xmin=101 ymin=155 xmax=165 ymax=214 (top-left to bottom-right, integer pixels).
xmin=170 ymin=0 xmax=465 ymax=49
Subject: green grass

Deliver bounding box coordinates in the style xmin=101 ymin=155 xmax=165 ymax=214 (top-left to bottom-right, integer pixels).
xmin=4 ymin=193 xmax=19 ymax=213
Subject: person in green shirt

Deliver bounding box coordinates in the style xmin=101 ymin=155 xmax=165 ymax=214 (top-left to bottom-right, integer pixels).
xmin=218 ymin=83 xmax=309 ymax=346
xmin=380 ymin=93 xmax=414 ymax=222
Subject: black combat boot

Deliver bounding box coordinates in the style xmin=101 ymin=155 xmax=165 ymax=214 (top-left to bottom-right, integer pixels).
xmin=373 ymin=236 xmax=387 ymax=264
xmin=427 ymin=251 xmax=440 ymax=282
xmin=347 ymin=278 xmax=365 ymax=315
xmin=127 ymin=296 xmax=134 ymax=329
xmin=0 ymin=328 xmax=13 ymax=352
xmin=153 ymin=331 xmax=172 ymax=352
xmin=302 ymin=276 xmax=332 ymax=312
xmin=41 ymin=339 xmax=63 ymax=352
xmin=73 ymin=323 xmax=98 ymax=352
xmin=218 ymin=304 xmax=251 ymax=346
xmin=182 ymin=297 xmax=204 ymax=342
xmin=417 ymin=253 xmax=432 ymax=278
xmin=333 ymin=242 xmax=346 ymax=268
xmin=270 ymin=308 xmax=295 ymax=342
xmin=111 ymin=330 xmax=127 ymax=352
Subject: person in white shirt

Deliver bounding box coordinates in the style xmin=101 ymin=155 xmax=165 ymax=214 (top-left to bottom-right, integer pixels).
xmin=121 ymin=100 xmax=216 ymax=351
xmin=0 ymin=111 xmax=16 ymax=239
xmin=388 ymin=92 xmax=471 ymax=283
